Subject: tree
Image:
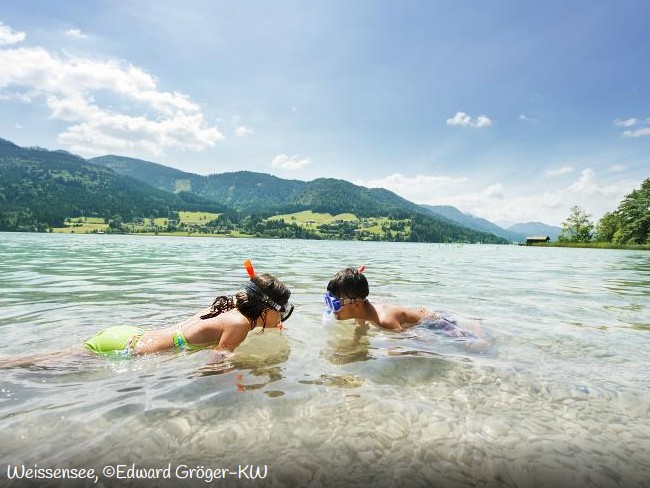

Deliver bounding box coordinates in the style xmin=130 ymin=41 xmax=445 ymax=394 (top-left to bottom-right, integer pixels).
xmin=559 ymin=205 xmax=594 ymax=242
xmin=596 ymin=211 xmax=621 ymax=242
xmin=108 ymin=214 xmax=123 ymax=229
xmin=595 ymin=178 xmax=650 ymax=244
xmin=614 ymin=178 xmax=650 ymax=244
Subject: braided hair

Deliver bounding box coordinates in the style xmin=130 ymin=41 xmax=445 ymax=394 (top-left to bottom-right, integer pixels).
xmin=200 ymin=273 xmax=291 ymax=329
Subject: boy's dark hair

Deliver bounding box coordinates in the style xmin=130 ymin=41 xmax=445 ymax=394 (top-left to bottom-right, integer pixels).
xmin=327 ymin=267 xmax=369 ymax=300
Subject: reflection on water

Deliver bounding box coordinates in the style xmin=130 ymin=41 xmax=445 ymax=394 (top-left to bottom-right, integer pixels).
xmin=1 ymin=234 xmax=650 ymax=487
xmin=605 ymin=254 xmax=650 ymax=298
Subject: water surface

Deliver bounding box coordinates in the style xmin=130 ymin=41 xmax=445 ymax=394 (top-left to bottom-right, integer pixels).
xmin=1 ymin=233 xmax=649 ymax=487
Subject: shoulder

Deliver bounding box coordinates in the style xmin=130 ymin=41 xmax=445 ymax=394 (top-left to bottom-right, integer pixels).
xmin=374 ymin=304 xmax=404 ymax=330
xmin=187 ymin=309 xmax=249 ymax=333
xmin=378 ymin=303 xmax=413 ymax=319
xmin=215 ymin=309 xmax=251 ymax=329
xmin=379 ymin=304 xmax=424 ymax=330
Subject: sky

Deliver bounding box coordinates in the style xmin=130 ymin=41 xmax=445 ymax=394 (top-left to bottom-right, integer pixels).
xmin=1 ymin=0 xmax=649 ymax=227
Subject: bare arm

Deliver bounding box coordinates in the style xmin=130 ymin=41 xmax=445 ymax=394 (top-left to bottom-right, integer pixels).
xmin=377 ymin=319 xmax=404 ymax=331
xmin=215 ymin=323 xmax=249 ymax=353
xmin=202 ymin=325 xmax=248 ymax=367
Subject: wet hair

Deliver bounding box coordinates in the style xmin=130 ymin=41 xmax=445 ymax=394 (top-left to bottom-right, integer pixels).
xmin=201 ymin=273 xmax=291 ymax=329
xmin=327 ymin=267 xmax=369 ymax=300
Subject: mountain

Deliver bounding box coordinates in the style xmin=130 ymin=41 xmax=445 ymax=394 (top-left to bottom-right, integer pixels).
xmin=89 ymin=154 xmax=201 ymax=192
xmin=90 ymin=156 xmax=427 ymax=217
xmin=0 ymin=138 xmax=230 ymax=231
xmin=421 ymin=205 xmax=527 ymax=242
xmin=508 ymin=222 xmax=561 ymax=241
xmin=91 ymin=155 xmax=510 ymax=243
xmin=2 ymin=137 xmax=509 ymax=243
xmin=90 ymin=156 xmax=308 ymax=213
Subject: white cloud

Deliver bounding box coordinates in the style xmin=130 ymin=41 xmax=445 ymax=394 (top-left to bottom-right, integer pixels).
xmin=446 ymin=111 xmax=493 ymax=128
xmin=519 ymin=114 xmax=537 ymax=123
xmin=484 ymin=182 xmax=504 ymax=199
xmin=446 ymin=112 xmax=471 ymax=127
xmin=355 ymin=173 xmax=470 ymax=207
xmin=355 ymin=169 xmax=637 ymax=226
xmin=610 ymin=164 xmax=625 ymax=172
xmin=615 ymin=116 xmax=650 ymax=137
xmin=235 ymin=126 xmax=253 ymax=137
xmin=271 ymin=154 xmax=310 ymax=170
xmin=64 ymin=28 xmax=88 ymax=40
xmin=0 ymin=21 xmax=25 ymax=46
xmin=544 ymin=166 xmax=574 ymax=177
xmin=622 ymin=126 xmax=650 ymax=138
xmin=540 ymin=191 xmax=564 ymax=209
xmin=0 ymin=89 xmax=36 ymax=102
xmin=568 ymin=168 xmax=597 ymax=193
xmin=614 ymin=117 xmax=638 ymax=127
xmin=474 ymin=115 xmax=493 ymax=128
xmin=0 ymin=22 xmax=223 ymax=157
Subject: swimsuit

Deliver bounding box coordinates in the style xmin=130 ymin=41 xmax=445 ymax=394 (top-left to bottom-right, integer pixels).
xmin=171 ymin=324 xmax=201 ymax=351
xmin=419 ymin=312 xmax=476 ymax=339
xmin=83 ymin=325 xmax=145 ymax=357
xmin=84 ymin=324 xmax=208 ymax=357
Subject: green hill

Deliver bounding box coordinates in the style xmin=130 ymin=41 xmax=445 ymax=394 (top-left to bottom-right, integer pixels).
xmin=1 ymin=137 xmax=509 ymax=242
xmin=0 ymin=138 xmax=230 ymax=231
xmin=89 ymin=154 xmax=202 ymax=193
xmin=91 ymin=154 xmax=508 ymax=243
xmin=88 ymin=156 xmax=435 ymax=216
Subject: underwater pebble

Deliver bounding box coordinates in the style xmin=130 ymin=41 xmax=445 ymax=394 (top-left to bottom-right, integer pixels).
xmin=273 ymin=463 xmax=313 ymax=487
xmin=417 ymin=465 xmax=440 ymax=484
xmin=302 ymin=431 xmax=329 ymax=447
xmin=357 ymin=450 xmax=376 ymax=463
xmin=130 ymin=431 xmax=171 ymax=458
xmin=423 ymin=421 xmax=452 ymax=438
xmin=199 ymin=434 xmax=225 ymax=454
xmin=481 ymin=421 xmax=509 ymax=438
xmin=165 ymin=417 xmax=191 ymax=440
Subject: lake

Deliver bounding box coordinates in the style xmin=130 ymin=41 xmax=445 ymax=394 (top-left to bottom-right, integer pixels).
xmin=0 ymin=233 xmax=649 ymax=487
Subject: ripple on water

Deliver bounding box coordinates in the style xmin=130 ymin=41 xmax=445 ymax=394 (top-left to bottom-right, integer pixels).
xmin=1 ymin=236 xmax=650 ymax=486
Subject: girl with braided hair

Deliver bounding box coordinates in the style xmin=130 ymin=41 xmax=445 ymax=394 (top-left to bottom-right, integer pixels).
xmin=1 ymin=261 xmax=293 ymax=368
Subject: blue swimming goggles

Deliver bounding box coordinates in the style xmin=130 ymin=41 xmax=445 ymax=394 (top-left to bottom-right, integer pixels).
xmin=324 ymin=292 xmax=343 ymax=313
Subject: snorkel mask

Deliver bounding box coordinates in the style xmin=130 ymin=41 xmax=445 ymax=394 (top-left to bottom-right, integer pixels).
xmin=244 ymin=260 xmax=294 ymax=321
xmin=323 ymin=265 xmax=367 ymax=320
xmin=324 ymin=292 xmax=343 ymax=313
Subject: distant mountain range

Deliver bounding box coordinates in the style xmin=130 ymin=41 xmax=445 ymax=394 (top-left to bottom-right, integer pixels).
xmin=0 ymin=136 xmax=558 ymax=242
xmin=507 ymin=221 xmax=561 ymax=241
xmin=91 ymin=155 xmax=560 ymax=240
xmin=422 ymin=205 xmax=527 ymax=242
xmin=422 ymin=205 xmax=561 ymax=241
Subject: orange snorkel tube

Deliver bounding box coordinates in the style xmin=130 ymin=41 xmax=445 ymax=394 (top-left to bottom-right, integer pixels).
xmin=244 ymin=259 xmax=255 ymax=278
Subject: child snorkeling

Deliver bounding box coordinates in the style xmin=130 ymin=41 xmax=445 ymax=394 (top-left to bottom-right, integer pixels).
xmin=1 ymin=260 xmax=293 ymax=368
xmin=324 ymin=267 xmax=490 ymax=351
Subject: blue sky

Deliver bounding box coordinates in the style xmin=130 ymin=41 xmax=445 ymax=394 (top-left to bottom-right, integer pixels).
xmin=1 ymin=0 xmax=649 ymax=226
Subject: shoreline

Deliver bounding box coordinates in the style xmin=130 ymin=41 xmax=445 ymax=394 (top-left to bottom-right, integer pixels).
xmin=527 ymin=241 xmax=650 ymax=251
xmin=3 ymin=229 xmax=649 ymax=250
